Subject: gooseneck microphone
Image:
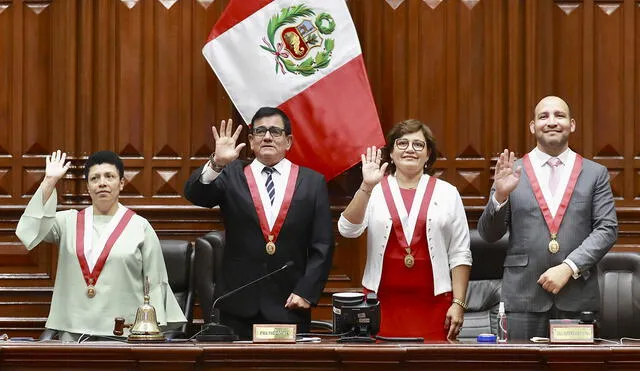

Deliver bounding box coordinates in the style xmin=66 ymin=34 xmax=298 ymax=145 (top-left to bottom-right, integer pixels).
xmin=196 ymin=261 xmax=294 ymax=342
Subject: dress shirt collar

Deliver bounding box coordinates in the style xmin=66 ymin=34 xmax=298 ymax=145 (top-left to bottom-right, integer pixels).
xmin=530 ymin=147 xmax=573 ymax=168
xmin=250 ymin=157 xmax=291 ymax=176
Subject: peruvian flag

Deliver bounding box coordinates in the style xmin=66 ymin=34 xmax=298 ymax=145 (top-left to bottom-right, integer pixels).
xmin=202 ymin=0 xmax=384 ymax=180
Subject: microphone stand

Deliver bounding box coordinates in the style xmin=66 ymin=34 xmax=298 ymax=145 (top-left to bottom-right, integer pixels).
xmin=196 ymin=261 xmax=293 ymax=342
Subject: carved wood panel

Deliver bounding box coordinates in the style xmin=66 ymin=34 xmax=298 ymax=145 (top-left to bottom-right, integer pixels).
xmin=0 ymin=0 xmax=639 ymax=334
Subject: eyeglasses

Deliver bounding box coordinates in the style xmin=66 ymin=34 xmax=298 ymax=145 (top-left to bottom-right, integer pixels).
xmin=251 ymin=126 xmax=286 ymax=137
xmin=395 ymin=138 xmax=427 ymax=152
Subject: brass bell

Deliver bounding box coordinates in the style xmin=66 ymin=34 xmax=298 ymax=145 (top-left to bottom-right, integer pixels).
xmin=113 ymin=277 xmax=165 ymax=342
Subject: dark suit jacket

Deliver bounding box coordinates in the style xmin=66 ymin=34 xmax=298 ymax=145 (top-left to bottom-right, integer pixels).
xmin=184 ymin=160 xmax=334 ymax=325
xmin=478 ymin=156 xmax=618 ymax=313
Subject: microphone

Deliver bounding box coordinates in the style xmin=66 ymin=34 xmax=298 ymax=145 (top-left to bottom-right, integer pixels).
xmin=196 ymin=261 xmax=294 ymax=342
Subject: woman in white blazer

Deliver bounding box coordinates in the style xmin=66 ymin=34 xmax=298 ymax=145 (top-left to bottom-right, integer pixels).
xmin=338 ymin=119 xmax=472 ymax=340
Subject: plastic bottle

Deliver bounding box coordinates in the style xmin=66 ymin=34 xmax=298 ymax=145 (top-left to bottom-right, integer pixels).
xmin=497 ymin=302 xmax=508 ymax=343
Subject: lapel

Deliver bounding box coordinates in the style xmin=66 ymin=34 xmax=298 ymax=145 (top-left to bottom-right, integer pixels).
xmin=239 ymin=163 xmax=260 ymax=226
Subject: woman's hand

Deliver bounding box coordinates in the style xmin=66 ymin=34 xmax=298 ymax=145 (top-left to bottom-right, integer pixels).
xmin=45 ymin=150 xmax=71 ymax=183
xmin=360 ymin=146 xmax=388 ymax=190
xmin=444 ymin=303 xmax=465 ymax=340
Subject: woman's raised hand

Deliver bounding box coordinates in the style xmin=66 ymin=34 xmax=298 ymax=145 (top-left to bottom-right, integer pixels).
xmin=45 ymin=150 xmax=71 ymax=182
xmin=361 ymin=146 xmax=388 ymax=188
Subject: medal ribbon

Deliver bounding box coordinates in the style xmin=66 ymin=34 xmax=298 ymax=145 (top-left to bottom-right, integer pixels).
xmin=522 ymin=153 xmax=583 ymax=235
xmin=76 ymin=207 xmax=135 ymax=288
xmin=381 ymin=175 xmax=436 ymax=253
xmin=244 ymin=164 xmax=299 ymax=246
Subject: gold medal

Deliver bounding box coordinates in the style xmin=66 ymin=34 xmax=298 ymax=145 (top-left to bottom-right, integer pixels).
xmin=404 ymin=254 xmax=415 ymax=268
xmin=404 ymin=248 xmax=415 ymax=268
xmin=548 ymin=233 xmax=559 ymax=254
xmin=266 ymin=235 xmax=276 ymax=255
xmin=87 ymin=279 xmax=96 ymax=298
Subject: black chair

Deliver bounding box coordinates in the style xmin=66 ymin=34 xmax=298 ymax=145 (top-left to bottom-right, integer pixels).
xmin=194 ymin=230 xmax=225 ymax=323
xmin=458 ymin=229 xmax=508 ymax=340
xmin=160 ymin=239 xmax=196 ymax=338
xmin=597 ymin=251 xmax=640 ymax=339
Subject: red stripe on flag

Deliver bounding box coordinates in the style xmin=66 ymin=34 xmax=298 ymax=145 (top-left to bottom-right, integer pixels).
xmin=279 ymin=56 xmax=384 ymax=180
xmin=206 ymin=0 xmax=273 ymax=42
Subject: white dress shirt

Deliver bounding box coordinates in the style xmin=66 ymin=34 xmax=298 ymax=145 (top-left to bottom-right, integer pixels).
xmin=527 ymin=147 xmax=576 ymax=217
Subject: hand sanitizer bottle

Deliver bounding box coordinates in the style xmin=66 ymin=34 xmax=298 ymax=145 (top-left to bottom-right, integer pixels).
xmin=497 ymin=302 xmax=508 ymax=343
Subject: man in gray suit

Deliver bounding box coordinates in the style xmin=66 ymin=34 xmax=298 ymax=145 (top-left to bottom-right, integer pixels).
xmin=478 ymin=96 xmax=618 ymax=340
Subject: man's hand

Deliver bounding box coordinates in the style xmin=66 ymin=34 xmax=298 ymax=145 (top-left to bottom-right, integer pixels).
xmin=444 ymin=304 xmax=465 ymax=340
xmin=493 ymin=149 xmax=521 ymax=203
xmin=284 ymin=293 xmax=310 ymax=310
xmin=211 ymin=119 xmax=246 ymax=166
xmin=537 ymin=263 xmax=573 ymax=294
xmin=45 ymin=150 xmax=71 ymax=183
xmin=360 ymin=146 xmax=388 ymax=191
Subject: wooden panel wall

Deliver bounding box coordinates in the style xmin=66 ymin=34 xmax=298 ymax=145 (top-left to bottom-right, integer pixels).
xmin=0 ymin=0 xmax=639 ymax=336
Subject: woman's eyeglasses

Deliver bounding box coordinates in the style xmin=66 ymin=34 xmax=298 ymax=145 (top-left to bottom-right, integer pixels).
xmin=395 ymin=138 xmax=426 ymax=152
xmin=252 ymin=126 xmax=286 ymax=137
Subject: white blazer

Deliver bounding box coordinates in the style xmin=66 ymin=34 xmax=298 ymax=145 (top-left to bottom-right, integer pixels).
xmin=338 ymin=174 xmax=472 ymax=295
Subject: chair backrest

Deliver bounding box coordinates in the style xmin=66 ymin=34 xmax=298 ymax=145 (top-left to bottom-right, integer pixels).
xmin=160 ymin=239 xmax=195 ymax=335
xmin=194 ymin=230 xmax=225 ymax=323
xmin=597 ymin=251 xmax=640 ymax=339
xmin=459 ymin=229 xmax=508 ymax=340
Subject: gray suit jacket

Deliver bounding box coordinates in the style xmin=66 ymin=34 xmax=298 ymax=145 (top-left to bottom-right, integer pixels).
xmin=478 ymin=156 xmax=617 ymax=313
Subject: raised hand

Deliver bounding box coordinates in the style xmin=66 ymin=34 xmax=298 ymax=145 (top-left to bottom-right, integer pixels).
xmin=211 ymin=119 xmax=246 ymax=166
xmin=361 ymin=146 xmax=388 ymax=189
xmin=493 ymin=149 xmax=521 ymax=203
xmin=45 ymin=150 xmax=71 ymax=182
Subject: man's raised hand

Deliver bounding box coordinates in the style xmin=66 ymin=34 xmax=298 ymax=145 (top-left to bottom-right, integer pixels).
xmin=211 ymin=119 xmax=246 ymax=166
xmin=493 ymin=149 xmax=521 ymax=203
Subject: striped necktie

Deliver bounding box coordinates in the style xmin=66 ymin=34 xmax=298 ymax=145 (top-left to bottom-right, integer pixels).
xmin=262 ymin=167 xmax=276 ymax=205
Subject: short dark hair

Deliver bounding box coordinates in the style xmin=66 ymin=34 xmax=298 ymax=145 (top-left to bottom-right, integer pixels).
xmin=84 ymin=150 xmax=124 ymax=180
xmin=384 ymin=119 xmax=437 ymax=176
xmin=250 ymin=107 xmax=292 ymax=135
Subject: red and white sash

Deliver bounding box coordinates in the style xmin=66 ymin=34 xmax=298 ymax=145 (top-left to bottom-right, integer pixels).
xmin=76 ymin=205 xmax=135 ymax=288
xmin=522 ymin=154 xmax=583 ymax=237
xmin=380 ymin=175 xmax=437 ymax=247
xmin=244 ymin=165 xmax=299 ymax=248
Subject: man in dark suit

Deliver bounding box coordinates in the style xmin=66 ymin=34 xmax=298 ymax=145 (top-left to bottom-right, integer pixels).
xmin=478 ymin=96 xmax=618 ymax=340
xmin=184 ymin=107 xmax=334 ymax=339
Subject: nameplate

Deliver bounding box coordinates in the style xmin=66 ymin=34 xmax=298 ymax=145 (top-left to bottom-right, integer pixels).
xmin=252 ymin=324 xmax=297 ymax=343
xmin=549 ymin=321 xmax=594 ymax=343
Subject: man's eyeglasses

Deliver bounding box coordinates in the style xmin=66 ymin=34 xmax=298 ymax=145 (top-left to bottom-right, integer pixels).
xmin=395 ymin=138 xmax=427 ymax=152
xmin=251 ymin=126 xmax=286 ymax=137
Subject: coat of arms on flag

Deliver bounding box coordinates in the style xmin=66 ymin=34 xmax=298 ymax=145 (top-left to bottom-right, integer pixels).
xmin=202 ymin=0 xmax=384 ymax=180
xmin=260 ymin=5 xmax=336 ymax=75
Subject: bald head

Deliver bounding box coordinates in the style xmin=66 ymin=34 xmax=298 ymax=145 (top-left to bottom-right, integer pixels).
xmin=534 ymin=96 xmax=571 ymax=119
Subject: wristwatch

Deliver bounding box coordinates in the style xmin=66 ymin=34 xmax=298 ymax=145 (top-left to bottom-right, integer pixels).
xmin=209 ymin=153 xmax=225 ymax=173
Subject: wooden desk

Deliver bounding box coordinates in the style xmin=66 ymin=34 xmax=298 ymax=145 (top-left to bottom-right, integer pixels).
xmin=1 ymin=341 xmax=640 ymax=370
